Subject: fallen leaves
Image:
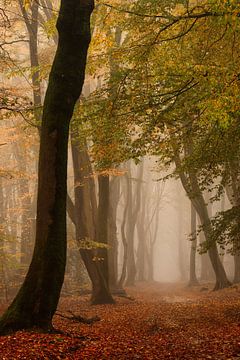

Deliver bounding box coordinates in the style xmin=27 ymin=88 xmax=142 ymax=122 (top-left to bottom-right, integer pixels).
xmin=1 ymin=283 xmax=240 ymax=359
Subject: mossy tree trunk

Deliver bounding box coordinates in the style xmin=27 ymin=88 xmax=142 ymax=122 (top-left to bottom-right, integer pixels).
xmin=0 ymin=0 xmax=94 ymax=335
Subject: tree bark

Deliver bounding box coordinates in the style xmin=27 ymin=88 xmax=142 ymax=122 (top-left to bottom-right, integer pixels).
xmin=108 ymin=176 xmax=121 ymax=290
xmin=188 ymin=202 xmax=199 ymax=286
xmin=70 ymin=136 xmax=114 ymax=304
xmin=174 ymin=147 xmax=230 ymax=290
xmin=0 ymin=0 xmax=94 ymax=335
xmin=118 ymin=174 xmax=129 ymax=288
xmin=94 ymin=174 xmax=115 ymax=303
xmin=125 ymin=161 xmax=143 ymax=286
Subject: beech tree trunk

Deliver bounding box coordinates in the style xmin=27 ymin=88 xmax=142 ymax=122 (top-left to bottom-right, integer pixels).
xmin=118 ymin=174 xmax=129 ymax=288
xmin=189 ymin=187 xmax=230 ymax=290
xmin=0 ymin=0 xmax=94 ymax=335
xmin=188 ymin=202 xmax=199 ymax=286
xmin=225 ymin=167 xmax=240 ymax=283
xmin=108 ymin=177 xmax=121 ymax=290
xmin=70 ymin=137 xmax=113 ymax=304
xmin=126 ymin=161 xmax=143 ymax=286
xmin=174 ymin=145 xmax=230 ymax=290
xmin=94 ymin=175 xmax=114 ymax=304
xmin=199 ymin=230 xmax=215 ymax=281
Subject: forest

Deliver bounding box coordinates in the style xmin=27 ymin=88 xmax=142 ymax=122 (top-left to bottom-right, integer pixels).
xmin=0 ymin=0 xmax=240 ymax=358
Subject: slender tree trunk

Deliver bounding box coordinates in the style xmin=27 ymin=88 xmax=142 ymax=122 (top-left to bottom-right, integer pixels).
xmin=118 ymin=174 xmax=129 ymax=288
xmin=94 ymin=175 xmax=114 ymax=303
xmin=126 ymin=161 xmax=143 ymax=286
xmin=188 ymin=202 xmax=199 ymax=286
xmin=12 ymin=144 xmax=32 ymax=266
xmin=191 ymin=190 xmax=230 ymax=290
xmin=233 ymin=253 xmax=240 ymax=283
xmin=0 ymin=178 xmax=8 ymax=302
xmin=136 ymin=165 xmax=145 ymax=282
xmin=108 ymin=176 xmax=121 ymax=290
xmin=136 ymin=208 xmax=145 ymax=282
xmin=174 ymin=149 xmax=230 ymax=290
xmin=0 ymin=0 xmax=94 ymax=335
xmin=19 ymin=0 xmax=42 ymax=118
xmin=177 ymin=183 xmax=188 ymax=282
xmin=225 ymin=167 xmax=240 ymax=283
xmin=70 ymin=135 xmax=114 ymax=304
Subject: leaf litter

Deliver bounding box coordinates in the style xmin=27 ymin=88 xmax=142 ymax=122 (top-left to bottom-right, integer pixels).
xmin=1 ymin=282 xmax=240 ymax=359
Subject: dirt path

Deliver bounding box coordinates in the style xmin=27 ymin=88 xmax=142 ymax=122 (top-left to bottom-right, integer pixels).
xmin=1 ymin=282 xmax=240 ymax=359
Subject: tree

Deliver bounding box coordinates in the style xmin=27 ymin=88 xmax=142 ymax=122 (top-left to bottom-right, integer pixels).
xmin=0 ymin=0 xmax=94 ymax=335
xmin=69 ymin=131 xmax=114 ymax=304
xmin=188 ymin=202 xmax=199 ymax=286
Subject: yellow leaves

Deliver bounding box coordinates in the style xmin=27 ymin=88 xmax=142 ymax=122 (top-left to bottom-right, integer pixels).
xmin=77 ymin=237 xmax=109 ymax=250
xmin=171 ymin=4 xmax=186 ymax=17
xmin=23 ymin=0 xmax=32 ymax=10
xmin=146 ymin=109 xmax=152 ymax=115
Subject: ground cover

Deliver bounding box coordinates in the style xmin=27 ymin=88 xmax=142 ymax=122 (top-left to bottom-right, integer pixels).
xmin=1 ymin=282 xmax=240 ymax=359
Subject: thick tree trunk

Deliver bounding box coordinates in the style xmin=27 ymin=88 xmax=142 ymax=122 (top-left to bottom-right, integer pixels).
xmin=0 ymin=0 xmax=94 ymax=335
xmin=188 ymin=202 xmax=199 ymax=286
xmin=199 ymin=230 xmax=215 ymax=281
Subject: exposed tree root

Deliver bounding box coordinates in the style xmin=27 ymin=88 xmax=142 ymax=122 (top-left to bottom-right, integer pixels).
xmin=56 ymin=311 xmax=100 ymax=324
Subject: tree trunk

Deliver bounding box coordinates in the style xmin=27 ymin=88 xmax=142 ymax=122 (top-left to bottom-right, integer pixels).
xmin=118 ymin=174 xmax=128 ymax=288
xmin=70 ymin=136 xmax=114 ymax=304
xmin=94 ymin=175 xmax=115 ymax=304
xmin=0 ymin=0 xmax=94 ymax=335
xmin=188 ymin=202 xmax=199 ymax=286
xmin=108 ymin=176 xmax=121 ymax=290
xmin=191 ymin=189 xmax=230 ymax=290
xmin=199 ymin=230 xmax=215 ymax=281
xmin=233 ymin=253 xmax=240 ymax=283
xmin=136 ymin=217 xmax=145 ymax=282
xmin=225 ymin=166 xmax=240 ymax=283
xmin=19 ymin=0 xmax=42 ymax=119
xmin=125 ymin=161 xmax=143 ymax=286
xmin=174 ymin=149 xmax=230 ymax=290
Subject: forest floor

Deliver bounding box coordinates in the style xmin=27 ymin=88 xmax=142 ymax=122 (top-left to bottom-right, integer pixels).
xmin=1 ymin=282 xmax=240 ymax=359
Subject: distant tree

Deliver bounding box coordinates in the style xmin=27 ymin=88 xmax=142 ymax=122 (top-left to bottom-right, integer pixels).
xmin=0 ymin=0 xmax=94 ymax=335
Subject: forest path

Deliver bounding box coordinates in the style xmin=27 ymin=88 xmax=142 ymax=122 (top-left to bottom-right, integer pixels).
xmin=1 ymin=282 xmax=240 ymax=359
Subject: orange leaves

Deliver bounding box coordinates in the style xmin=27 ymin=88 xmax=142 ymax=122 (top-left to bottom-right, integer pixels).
xmin=1 ymin=283 xmax=240 ymax=359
